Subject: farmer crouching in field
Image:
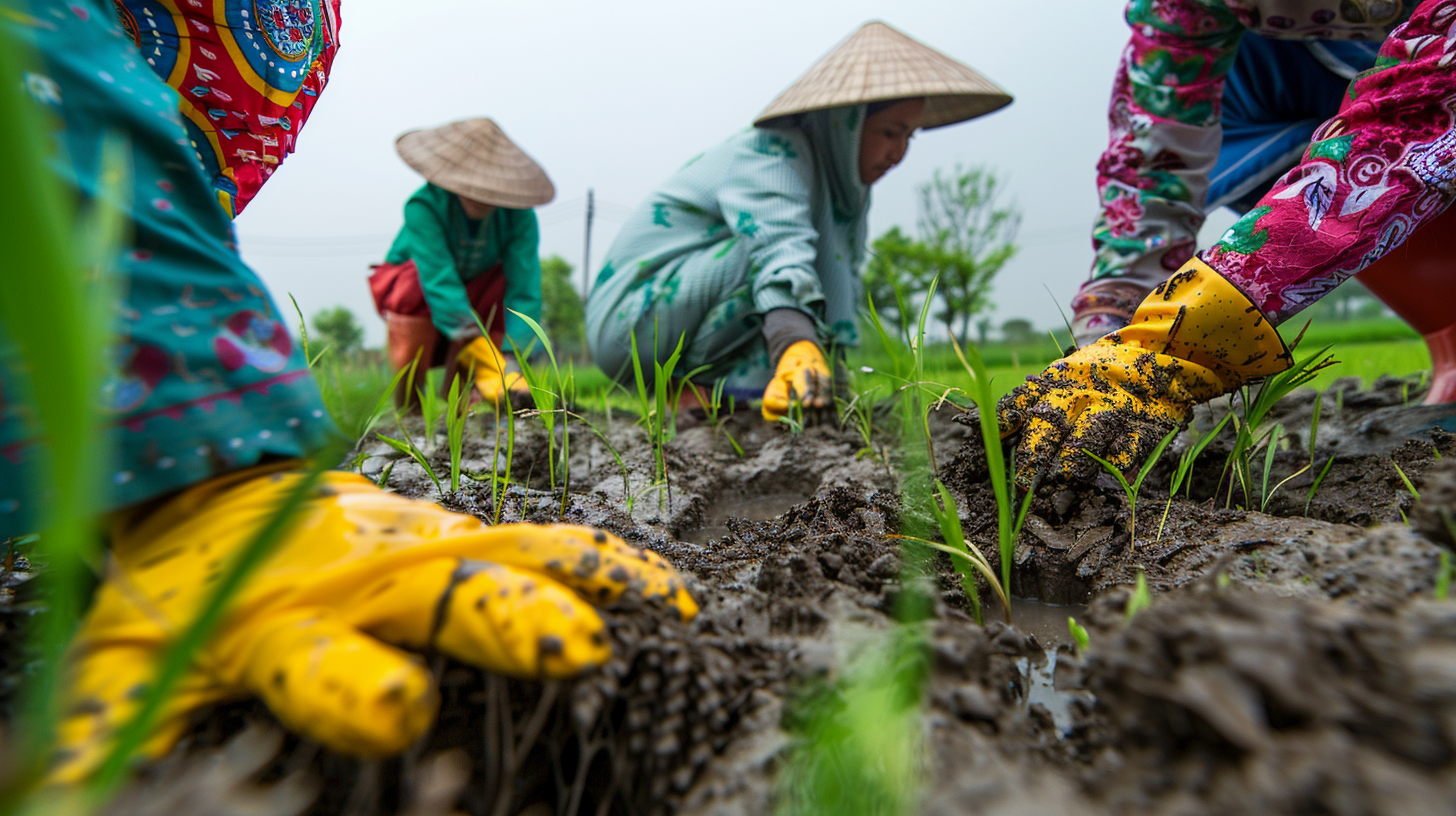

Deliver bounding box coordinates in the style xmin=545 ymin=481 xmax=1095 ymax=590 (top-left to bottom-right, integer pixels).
xmin=1008 ymin=0 xmax=1456 ymax=486
xmin=0 ymin=0 xmax=695 ymax=783
xmin=1065 ymin=0 xmax=1450 ymax=405
xmin=370 ymin=119 xmax=554 ymax=409
xmin=585 ymin=22 xmax=1011 ymax=422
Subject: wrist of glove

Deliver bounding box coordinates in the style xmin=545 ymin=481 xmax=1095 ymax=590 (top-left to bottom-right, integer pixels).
xmin=761 ymin=340 xmax=831 ymax=421
xmin=997 ymin=259 xmax=1291 ymax=485
xmin=53 ymin=467 xmax=697 ymax=782
xmin=458 ymin=336 xmax=530 ymax=406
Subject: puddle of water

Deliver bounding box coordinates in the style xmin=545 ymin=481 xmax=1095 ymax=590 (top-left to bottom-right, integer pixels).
xmin=680 ymin=491 xmax=810 ymax=545
xmin=985 ymin=596 xmax=1093 ymax=734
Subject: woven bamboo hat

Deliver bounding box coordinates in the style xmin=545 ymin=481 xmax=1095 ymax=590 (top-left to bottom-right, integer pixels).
xmin=395 ymin=118 xmax=555 ymax=209
xmin=755 ymin=21 xmax=1011 ymax=130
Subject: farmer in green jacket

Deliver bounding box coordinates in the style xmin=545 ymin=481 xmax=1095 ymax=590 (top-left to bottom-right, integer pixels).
xmin=371 ymin=118 xmax=554 ymax=407
xmin=586 ymin=22 xmax=1011 ymax=421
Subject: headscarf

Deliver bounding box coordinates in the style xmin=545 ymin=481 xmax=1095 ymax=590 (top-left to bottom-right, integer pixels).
xmin=783 ymin=104 xmax=871 ymax=345
xmin=793 ymin=104 xmax=870 ymax=231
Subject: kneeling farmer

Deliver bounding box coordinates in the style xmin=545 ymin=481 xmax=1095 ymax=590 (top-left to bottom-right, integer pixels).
xmin=1 ymin=0 xmax=694 ymax=783
xmin=371 ymin=118 xmax=555 ymax=408
xmin=585 ymin=22 xmax=1011 ymax=421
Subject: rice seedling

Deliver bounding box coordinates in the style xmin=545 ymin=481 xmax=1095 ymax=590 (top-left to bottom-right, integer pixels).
xmin=777 ymin=622 xmax=929 ymax=816
xmin=376 ymin=427 xmax=444 ymax=496
xmin=488 ymin=391 xmax=517 ymax=526
xmin=1393 ymin=460 xmax=1420 ymax=501
xmin=776 ymin=395 xmax=807 ymax=436
xmin=1305 ymin=457 xmax=1337 ymax=513
xmin=1067 ymin=617 xmax=1090 ymax=652
xmin=287 ymin=293 xmax=333 ymax=369
xmin=838 ymin=375 xmax=888 ymax=472
xmin=892 ymin=480 xmax=1011 ymax=625
xmin=1084 ymin=429 xmax=1178 ymax=552
xmin=1222 ymin=326 xmax=1337 ymax=508
xmin=567 ymin=409 xmax=635 ymax=514
xmin=860 ymin=276 xmax=1024 ymax=618
xmin=415 ymin=374 xmax=446 ymax=454
xmin=1157 ymin=414 xmax=1231 ymax=540
xmin=512 ymin=309 xmax=590 ymax=516
xmin=948 ymin=332 xmax=1036 ymax=602
xmin=1253 ymin=423 xmax=1311 ymax=513
xmin=443 ymin=373 xmax=468 ymax=493
xmin=1436 ymin=551 xmax=1451 ymax=601
xmin=628 ymin=325 xmax=704 ymax=490
xmin=1304 ymin=392 xmax=1339 ymax=513
xmin=698 ymin=378 xmax=745 ymax=457
xmin=1125 ymin=571 xmax=1152 ymax=621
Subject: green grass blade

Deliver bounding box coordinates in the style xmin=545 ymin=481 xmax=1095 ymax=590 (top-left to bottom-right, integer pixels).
xmin=1134 ymin=428 xmax=1180 ymax=493
xmin=1125 ymin=572 xmax=1151 ymax=621
xmin=1082 ymin=450 xmax=1133 ymax=500
xmin=0 ymin=33 xmax=116 ymax=788
xmin=1392 ymin=460 xmax=1420 ymax=499
xmin=377 ymin=432 xmax=443 ymax=495
xmin=1436 ymin=551 xmax=1451 ymax=601
xmin=1309 ymin=392 xmax=1323 ymax=462
xmin=1067 ymin=617 xmax=1090 ymax=652
xmin=1305 ymin=456 xmax=1336 ymax=513
xmin=506 ymin=308 xmax=558 ymax=371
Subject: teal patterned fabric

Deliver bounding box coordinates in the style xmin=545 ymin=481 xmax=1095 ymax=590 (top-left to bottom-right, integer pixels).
xmin=586 ymin=105 xmax=870 ymax=393
xmin=0 ymin=0 xmax=339 ymax=538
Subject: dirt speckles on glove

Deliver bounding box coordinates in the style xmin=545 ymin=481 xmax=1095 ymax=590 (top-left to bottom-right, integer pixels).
xmin=53 ymin=467 xmax=696 ymax=782
xmin=998 ymin=259 xmax=1291 ymax=485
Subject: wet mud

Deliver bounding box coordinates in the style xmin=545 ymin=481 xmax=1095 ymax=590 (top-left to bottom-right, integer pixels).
xmin=3 ymin=376 xmax=1455 ymax=815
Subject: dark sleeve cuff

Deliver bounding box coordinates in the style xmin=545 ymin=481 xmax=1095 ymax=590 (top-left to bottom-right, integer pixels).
xmin=762 ymin=307 xmax=818 ymax=368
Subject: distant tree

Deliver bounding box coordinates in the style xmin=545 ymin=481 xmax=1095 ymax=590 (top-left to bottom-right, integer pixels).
xmin=868 ymin=165 xmax=1021 ymax=341
xmin=1001 ymin=318 xmax=1036 ymax=345
xmin=975 ymin=316 xmax=993 ymax=346
xmin=540 ymin=254 xmax=585 ymax=357
xmin=312 ymin=305 xmax=363 ymax=355
xmin=864 ymin=226 xmax=918 ymax=331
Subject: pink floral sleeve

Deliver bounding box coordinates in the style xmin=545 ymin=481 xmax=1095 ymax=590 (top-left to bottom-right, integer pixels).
xmin=1087 ymin=0 xmax=1244 ymax=289
xmin=1204 ymin=0 xmax=1456 ymax=322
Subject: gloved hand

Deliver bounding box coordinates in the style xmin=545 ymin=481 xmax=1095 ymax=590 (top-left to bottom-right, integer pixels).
xmin=54 ymin=466 xmax=697 ymax=782
xmin=761 ymin=340 xmax=831 ymax=421
xmin=998 ymin=259 xmax=1291 ymax=485
xmin=458 ymin=336 xmax=531 ymax=408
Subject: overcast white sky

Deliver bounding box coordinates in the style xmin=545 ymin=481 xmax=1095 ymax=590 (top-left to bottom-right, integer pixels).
xmin=235 ymin=0 xmax=1240 ymax=346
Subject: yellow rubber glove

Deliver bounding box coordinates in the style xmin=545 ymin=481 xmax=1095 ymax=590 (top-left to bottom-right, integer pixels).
xmin=998 ymin=259 xmax=1291 ymax=484
xmin=53 ymin=466 xmax=697 ymax=782
xmin=458 ymin=336 xmax=530 ymax=407
xmin=761 ymin=340 xmax=831 ymax=421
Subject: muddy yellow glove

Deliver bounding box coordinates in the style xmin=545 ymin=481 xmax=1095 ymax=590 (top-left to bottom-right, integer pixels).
xmin=458 ymin=336 xmax=530 ymax=407
xmin=998 ymin=259 xmax=1291 ymax=484
xmin=762 ymin=340 xmax=831 ymax=421
xmin=54 ymin=466 xmax=697 ymax=782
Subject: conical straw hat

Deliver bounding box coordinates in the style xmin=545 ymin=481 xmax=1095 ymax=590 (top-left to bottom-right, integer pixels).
xmin=395 ymin=118 xmax=555 ymax=209
xmin=754 ymin=21 xmax=1011 ymax=130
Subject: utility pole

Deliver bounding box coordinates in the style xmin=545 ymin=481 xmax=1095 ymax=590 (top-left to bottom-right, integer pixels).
xmin=582 ymin=188 xmax=595 ymax=300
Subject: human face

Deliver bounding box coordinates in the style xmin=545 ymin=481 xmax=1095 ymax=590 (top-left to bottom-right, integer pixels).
xmin=459 ymin=196 xmax=497 ymax=221
xmin=858 ymin=98 xmax=925 ymax=185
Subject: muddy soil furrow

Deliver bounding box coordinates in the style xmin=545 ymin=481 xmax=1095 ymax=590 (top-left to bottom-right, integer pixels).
xmin=2 ymin=378 xmax=1454 ymax=815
